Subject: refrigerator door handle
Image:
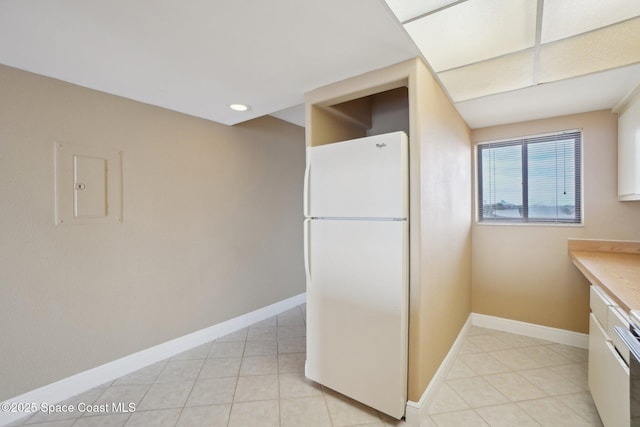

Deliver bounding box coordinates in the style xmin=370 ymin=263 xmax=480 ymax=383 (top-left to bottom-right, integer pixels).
xmin=303 ymin=149 xmax=311 ymax=218
xmin=303 ymin=219 xmax=311 ymax=285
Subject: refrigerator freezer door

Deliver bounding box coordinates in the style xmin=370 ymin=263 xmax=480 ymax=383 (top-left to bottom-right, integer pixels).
xmin=306 ymin=132 xmax=408 ymax=219
xmin=305 ymin=219 xmax=408 ymax=419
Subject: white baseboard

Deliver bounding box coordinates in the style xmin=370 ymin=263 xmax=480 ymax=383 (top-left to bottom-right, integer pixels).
xmin=470 ymin=313 xmax=588 ymax=349
xmin=0 ymin=293 xmax=306 ymax=427
xmin=403 ymin=312 xmax=588 ymax=426
xmin=404 ymin=315 xmax=473 ymax=427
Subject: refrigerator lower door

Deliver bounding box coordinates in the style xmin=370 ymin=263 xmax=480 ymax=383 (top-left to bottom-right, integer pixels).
xmin=305 ymin=219 xmax=408 ymax=419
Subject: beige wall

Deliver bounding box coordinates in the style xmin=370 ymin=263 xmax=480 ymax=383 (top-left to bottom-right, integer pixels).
xmin=409 ymin=61 xmax=472 ymax=400
xmin=471 ymin=110 xmax=640 ymax=333
xmin=0 ymin=64 xmax=305 ymax=400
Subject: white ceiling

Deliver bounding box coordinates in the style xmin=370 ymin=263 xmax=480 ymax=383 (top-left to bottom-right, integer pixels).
xmin=1 ymin=0 xmax=639 ymax=130
xmin=0 ymin=0 xmax=418 ymax=126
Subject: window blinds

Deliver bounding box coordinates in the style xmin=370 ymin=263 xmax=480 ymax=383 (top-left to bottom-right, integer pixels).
xmin=477 ymin=130 xmax=582 ymax=223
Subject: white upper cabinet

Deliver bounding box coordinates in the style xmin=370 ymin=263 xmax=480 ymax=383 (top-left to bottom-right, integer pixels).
xmin=619 ymin=91 xmax=640 ymax=201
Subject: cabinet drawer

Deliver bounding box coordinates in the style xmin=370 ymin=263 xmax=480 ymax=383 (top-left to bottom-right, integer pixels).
xmin=590 ymin=285 xmax=613 ymax=328
xmin=589 ymin=313 xmax=609 ymax=420
xmin=608 ymin=305 xmax=631 ymax=366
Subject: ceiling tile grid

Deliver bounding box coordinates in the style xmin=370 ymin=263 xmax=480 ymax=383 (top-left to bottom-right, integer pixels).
xmin=383 ymin=0 xmax=461 ymax=23
xmin=386 ymin=0 xmax=640 ymax=127
xmin=404 ymin=0 xmax=536 ymax=72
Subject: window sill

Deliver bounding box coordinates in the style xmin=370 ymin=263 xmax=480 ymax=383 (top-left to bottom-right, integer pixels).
xmin=474 ymin=221 xmax=584 ymax=228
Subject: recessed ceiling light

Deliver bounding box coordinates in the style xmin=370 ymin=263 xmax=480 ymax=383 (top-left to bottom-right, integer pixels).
xmin=229 ymin=103 xmax=250 ymax=111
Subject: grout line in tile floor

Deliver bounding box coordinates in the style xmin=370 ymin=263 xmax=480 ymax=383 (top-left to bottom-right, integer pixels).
xmin=423 ymin=325 xmax=602 ymax=427
xmin=6 ymin=306 xmax=603 ymax=427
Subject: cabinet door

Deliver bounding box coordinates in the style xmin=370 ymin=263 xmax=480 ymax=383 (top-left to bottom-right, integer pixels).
xmin=619 ymin=95 xmax=640 ymax=201
xmin=589 ymin=313 xmax=630 ymax=427
xmin=589 ymin=314 xmax=609 ymax=420
xmin=604 ymin=340 xmax=630 ymax=427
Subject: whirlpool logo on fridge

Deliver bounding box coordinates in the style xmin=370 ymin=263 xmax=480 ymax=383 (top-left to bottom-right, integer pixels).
xmin=375 ymin=143 xmax=387 ymax=149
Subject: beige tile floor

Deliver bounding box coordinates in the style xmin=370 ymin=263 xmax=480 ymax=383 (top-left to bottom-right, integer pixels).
xmin=8 ymin=305 xmax=603 ymax=427
xmin=422 ymin=325 xmax=602 ymax=427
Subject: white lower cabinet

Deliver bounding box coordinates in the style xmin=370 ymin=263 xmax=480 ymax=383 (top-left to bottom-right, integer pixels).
xmin=605 ymin=339 xmax=630 ymax=427
xmin=589 ymin=285 xmax=630 ymax=427
xmin=589 ymin=314 xmax=609 ymax=421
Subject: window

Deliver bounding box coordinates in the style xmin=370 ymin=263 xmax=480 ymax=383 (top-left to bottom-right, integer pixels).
xmin=477 ymin=130 xmax=582 ymax=224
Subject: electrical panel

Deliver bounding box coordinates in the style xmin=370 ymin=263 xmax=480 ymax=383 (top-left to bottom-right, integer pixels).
xmin=55 ymin=143 xmax=122 ymax=225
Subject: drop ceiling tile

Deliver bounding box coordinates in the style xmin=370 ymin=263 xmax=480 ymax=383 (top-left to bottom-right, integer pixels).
xmin=540 ymin=17 xmax=640 ymax=83
xmin=439 ymin=50 xmax=534 ymax=101
xmin=404 ymin=0 xmax=537 ymax=72
xmin=542 ymin=0 xmax=640 ymax=43
xmin=456 ymin=63 xmax=640 ymax=129
xmin=384 ymin=0 xmax=460 ymax=23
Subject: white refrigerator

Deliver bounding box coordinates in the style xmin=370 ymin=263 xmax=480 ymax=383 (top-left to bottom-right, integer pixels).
xmin=303 ymin=131 xmax=409 ymax=419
